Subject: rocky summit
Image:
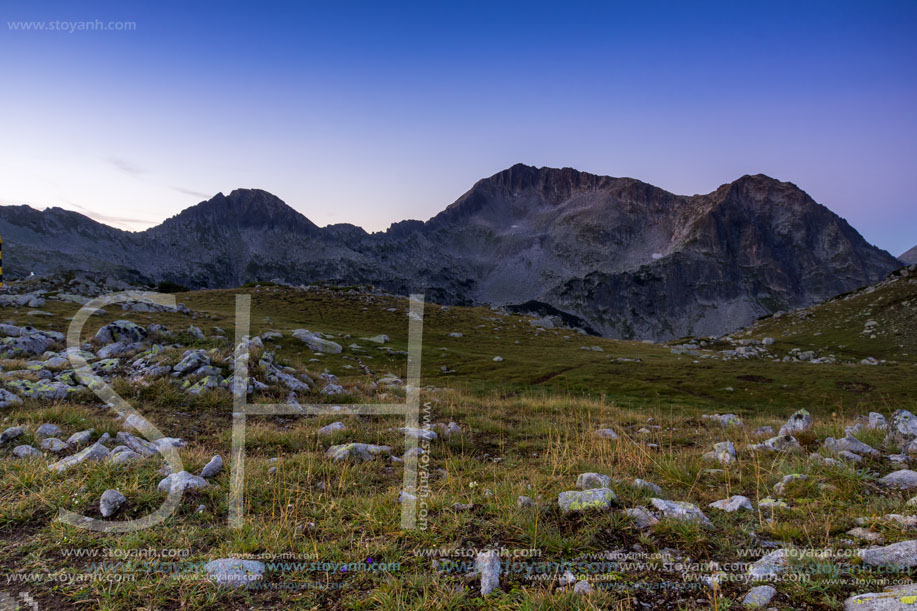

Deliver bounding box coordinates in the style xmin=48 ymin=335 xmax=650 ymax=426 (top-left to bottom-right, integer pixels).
xmin=0 ymin=165 xmax=901 ymax=340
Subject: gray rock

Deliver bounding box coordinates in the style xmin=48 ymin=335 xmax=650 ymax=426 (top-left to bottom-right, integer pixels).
xmin=115 ymin=432 xmax=159 ymax=457
xmin=595 ymin=428 xmax=618 ymax=440
xmin=99 ymin=489 xmax=126 ymax=517
xmin=707 ymin=441 xmax=737 ymax=465
xmin=709 ymin=495 xmax=753 ymax=512
xmin=847 ymin=527 xmax=885 ymax=544
xmin=880 ymin=470 xmax=917 ymax=490
xmin=204 ymin=558 xmax=266 ymax=587
xmin=200 ymin=455 xmax=223 ymax=478
xmin=320 ymin=383 xmax=344 ymax=395
xmin=96 ymin=341 xmax=143 ymax=359
xmin=398 ymin=427 xmax=437 ymax=441
xmin=869 ymin=413 xmax=889 ymax=431
xmin=752 ymin=425 xmax=775 ymax=436
xmin=517 ymin=495 xmax=535 ymax=508
xmin=95 ymin=320 xmax=147 ymax=345
xmin=317 ymin=422 xmax=345 ymax=435
xmin=35 ymin=423 xmax=63 ymax=438
xmin=650 ymin=498 xmax=712 ymax=526
xmin=743 ymin=585 xmax=777 ymax=608
xmin=751 ymin=434 xmax=803 ymax=453
xmin=475 ymin=550 xmax=501 ymax=596
xmin=840 ymin=450 xmax=864 ymax=462
xmin=325 ymin=443 xmax=392 ymax=462
xmin=434 ymin=421 xmax=462 ymax=437
xmin=362 ymin=334 xmax=389 ymax=344
xmin=157 ymin=471 xmax=210 ymax=493
xmin=0 ymin=426 xmax=24 ymax=444
xmin=779 ymin=409 xmax=812 ymax=436
xmin=109 ymin=449 xmax=142 ymax=464
xmin=573 ymin=580 xmax=593 ymax=595
xmin=844 ymin=582 xmax=917 ymax=610
xmin=67 ymin=430 xmax=94 ymax=446
xmin=886 ymin=410 xmax=917 ymax=449
xmin=824 ymin=436 xmax=880 ymax=456
xmin=291 ymin=329 xmax=342 ymax=354
xmin=558 ymin=488 xmax=616 ymax=512
xmin=774 ymin=473 xmax=807 ymax=495
xmin=633 ymin=478 xmax=663 ymax=496
xmin=0 ymin=388 xmax=23 ymax=408
xmin=576 ymin=472 xmax=611 ymax=490
xmin=624 ymin=506 xmax=659 ymax=529
xmin=172 ymin=350 xmax=210 ymax=375
xmin=48 ymin=442 xmax=109 ymax=472
xmin=859 ymin=540 xmax=917 ymax=569
xmin=40 ymin=437 xmax=69 ymax=453
xmin=702 ymin=413 xmax=743 ymax=427
xmin=12 ymin=444 xmax=41 ymax=458
xmin=748 ymin=549 xmax=788 ymax=580
xmin=188 ymin=325 xmax=205 ymax=340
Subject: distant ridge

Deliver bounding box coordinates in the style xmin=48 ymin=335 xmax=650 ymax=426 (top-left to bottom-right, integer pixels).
xmin=0 ymin=165 xmax=901 ymax=340
xmin=900 ymin=245 xmax=917 ymax=265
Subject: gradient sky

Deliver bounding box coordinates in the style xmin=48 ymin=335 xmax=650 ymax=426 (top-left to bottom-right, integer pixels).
xmin=1 ymin=0 xmax=915 ymax=255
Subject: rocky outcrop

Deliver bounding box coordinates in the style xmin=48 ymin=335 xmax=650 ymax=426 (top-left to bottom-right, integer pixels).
xmin=0 ymin=166 xmax=900 ymax=340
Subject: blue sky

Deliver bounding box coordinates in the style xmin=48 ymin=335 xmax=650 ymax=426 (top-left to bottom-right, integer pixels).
xmin=1 ymin=0 xmax=915 ymax=255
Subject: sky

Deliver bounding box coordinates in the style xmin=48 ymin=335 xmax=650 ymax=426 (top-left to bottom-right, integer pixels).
xmin=0 ymin=0 xmax=915 ymax=255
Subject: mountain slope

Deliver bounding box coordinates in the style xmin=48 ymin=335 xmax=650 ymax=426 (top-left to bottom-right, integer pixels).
xmin=900 ymin=245 xmax=917 ymax=265
xmin=0 ymin=165 xmax=901 ymax=340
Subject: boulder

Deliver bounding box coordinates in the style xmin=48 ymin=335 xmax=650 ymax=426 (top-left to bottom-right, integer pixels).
xmin=99 ymin=489 xmax=126 ymax=517
xmin=779 ymin=409 xmax=813 ymax=436
xmin=558 ymin=488 xmax=616 ymax=512
xmin=95 ymin=320 xmax=147 ymax=345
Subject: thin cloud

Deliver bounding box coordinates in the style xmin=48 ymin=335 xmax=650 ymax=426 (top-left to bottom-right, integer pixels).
xmin=108 ymin=156 xmax=147 ymax=176
xmin=170 ymin=185 xmax=211 ymax=199
xmin=60 ymin=201 xmax=157 ymax=231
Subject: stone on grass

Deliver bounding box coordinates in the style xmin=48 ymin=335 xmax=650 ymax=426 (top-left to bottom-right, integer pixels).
xmin=748 ymin=549 xmax=788 ymax=579
xmin=595 ymin=429 xmax=618 ymax=440
xmin=40 ymin=438 xmax=69 ymax=453
xmin=317 ymin=422 xmax=345 ymax=436
xmin=702 ymin=413 xmax=743 ymax=427
xmin=325 ymin=443 xmax=392 ymax=462
xmin=0 ymin=389 xmax=23 ymax=408
xmin=868 ymin=413 xmax=889 ymax=431
xmin=886 ymin=410 xmax=917 ymax=449
xmin=752 ymin=425 xmax=775 ymax=436
xmin=157 ymin=471 xmax=210 ymax=493
xmin=858 ymin=540 xmax=917 ymax=569
xmin=839 ymin=450 xmax=864 ymax=462
xmin=709 ymin=495 xmax=753 ymax=512
xmin=12 ymin=445 xmax=41 ymax=459
xmin=633 ymin=478 xmax=663 ymax=496
xmin=650 ymin=498 xmax=712 ymax=526
xmin=743 ymin=585 xmax=777 ymax=608
xmin=779 ymin=409 xmax=812 ymax=436
xmin=824 ymin=436 xmax=880 ymax=457
xmin=398 ymin=427 xmax=437 ymax=441
xmin=100 ymin=489 xmax=126 ymax=517
xmin=843 ymin=582 xmax=917 ymax=610
xmin=67 ymin=430 xmax=93 ymax=446
xmin=752 ymin=435 xmax=802 ymax=453
xmin=558 ymin=488 xmax=616 ymax=512
xmin=517 ymin=496 xmax=535 ymax=508
xmin=624 ymin=506 xmax=659 ymax=529
xmin=705 ymin=441 xmax=737 ymax=465
xmin=95 ymin=320 xmax=147 ymax=345
xmin=475 ymin=550 xmax=501 ymax=596
xmin=774 ymin=473 xmax=807 ymax=495
xmin=49 ymin=442 xmax=109 ymax=472
xmin=880 ymin=470 xmax=917 ymax=490
xmin=0 ymin=426 xmax=24 ymax=444
xmin=573 ymin=580 xmax=593 ymax=595
xmin=576 ymin=473 xmax=611 ymax=490
xmin=204 ymin=558 xmax=266 ymax=587
xmin=847 ymin=528 xmax=884 ymax=544
xmin=35 ymin=423 xmax=62 ymax=438
xmin=291 ymin=329 xmax=342 ymax=354
xmin=200 ymin=455 xmax=223 ymax=478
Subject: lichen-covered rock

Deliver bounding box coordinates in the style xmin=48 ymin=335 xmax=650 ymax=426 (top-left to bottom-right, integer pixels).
xmin=880 ymin=470 xmax=917 ymax=490
xmin=886 ymin=410 xmax=917 ymax=450
xmin=843 ymin=582 xmax=917 ymax=610
xmin=100 ymin=489 xmax=126 ymax=517
xmin=824 ymin=436 xmax=879 ymax=456
xmin=558 ymin=488 xmax=616 ymax=512
xmin=779 ymin=409 xmax=813 ymax=436
xmin=0 ymin=388 xmax=23 ymax=408
xmin=859 ymin=540 xmax=917 ymax=569
xmin=200 ymin=455 xmax=223 ymax=478
xmin=5 ymin=379 xmax=78 ymax=400
xmin=0 ymin=426 xmax=24 ymax=444
xmin=35 ymin=423 xmax=63 ymax=438
xmin=743 ymin=585 xmax=777 ymax=608
xmin=709 ymin=495 xmax=753 ymax=512
xmin=751 ymin=434 xmax=803 ymax=453
xmin=12 ymin=445 xmax=41 ymax=458
xmin=40 ymin=438 xmax=69 ymax=453
xmin=748 ymin=549 xmax=788 ymax=580
xmin=317 ymin=422 xmax=345 ymax=436
xmin=173 ymin=349 xmax=210 ymax=375
xmin=633 ymin=478 xmax=663 ymax=496
xmin=702 ymin=413 xmax=743 ymax=427
xmin=624 ymin=506 xmax=659 ymax=529
xmin=157 ymin=471 xmax=210 ymax=493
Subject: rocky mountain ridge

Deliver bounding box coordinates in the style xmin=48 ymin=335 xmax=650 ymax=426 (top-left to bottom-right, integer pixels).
xmin=0 ymin=164 xmax=902 ymax=340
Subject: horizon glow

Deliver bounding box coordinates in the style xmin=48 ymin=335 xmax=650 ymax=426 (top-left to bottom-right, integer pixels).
xmin=0 ymin=0 xmax=915 ymax=255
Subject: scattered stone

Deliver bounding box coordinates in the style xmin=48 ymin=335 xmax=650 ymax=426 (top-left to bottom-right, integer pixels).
xmin=633 ymin=478 xmax=663 ymax=496
xmin=847 ymin=527 xmax=884 ymax=544
xmin=35 ymin=423 xmax=63 ymax=439
xmin=859 ymin=540 xmax=917 ymax=569
xmin=398 ymin=427 xmax=437 ymax=441
xmin=624 ymin=506 xmax=659 ymax=529
xmin=748 ymin=549 xmax=788 ymax=579
xmin=843 ymin=582 xmax=917 ymax=610
xmin=204 ymin=558 xmax=266 ymax=587
xmin=702 ymin=413 xmax=743 ymax=427
xmin=759 ymin=498 xmax=789 ymax=511
xmin=650 ymin=498 xmax=712 ymax=526
xmin=434 ymin=422 xmax=462 ymax=437
xmin=705 ymin=441 xmax=737 ymax=465
xmin=752 ymin=425 xmax=775 ymax=436
xmin=325 ymin=443 xmax=392 ymax=462
xmin=291 ymin=329 xmax=342 ymax=354
xmin=157 ymin=471 xmax=210 ymax=493
xmin=318 ymin=422 xmax=346 ymax=436
xmin=95 ymin=320 xmax=147 ymax=345
xmin=573 ymin=580 xmax=593 ymax=595
xmin=12 ymin=445 xmax=41 ymax=458
xmin=839 ymin=450 xmax=864 ymax=462
xmin=492 ymin=356 xmax=503 ymax=362
xmin=880 ymin=470 xmax=917 ymax=490
xmin=100 ymin=489 xmax=126 ymax=517
xmin=824 ymin=436 xmax=880 ymax=456
xmin=595 ymin=428 xmax=618 ymax=440
xmin=709 ymin=495 xmax=753 ymax=512
xmin=517 ymin=496 xmax=535 ymax=508
xmin=40 ymin=438 xmax=69 ymax=453
xmin=0 ymin=426 xmax=24 ymax=444
xmin=576 ymin=473 xmax=611 ymax=490
xmin=475 ymin=550 xmax=501 ymax=596
xmin=67 ymin=430 xmax=93 ymax=446
xmin=869 ymin=413 xmax=889 ymax=431
xmin=751 ymin=435 xmax=803 ymax=453
xmin=774 ymin=473 xmax=807 ymax=496
xmin=49 ymin=442 xmax=109 ymax=472
xmin=200 ymin=455 xmax=223 ymax=478
xmin=779 ymin=409 xmax=812 ymax=436
xmin=0 ymin=388 xmax=23 ymax=408
xmin=743 ymin=584 xmax=778 ymax=608
xmin=886 ymin=410 xmax=917 ymax=450
xmin=558 ymin=488 xmax=616 ymax=512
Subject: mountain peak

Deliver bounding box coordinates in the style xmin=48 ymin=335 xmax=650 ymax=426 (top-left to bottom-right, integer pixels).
xmin=900 ymin=245 xmax=917 ymax=265
xmin=157 ymin=188 xmax=318 ymax=233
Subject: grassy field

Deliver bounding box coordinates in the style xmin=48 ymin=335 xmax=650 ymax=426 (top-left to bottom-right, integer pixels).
xmin=0 ymin=273 xmax=915 ymax=609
